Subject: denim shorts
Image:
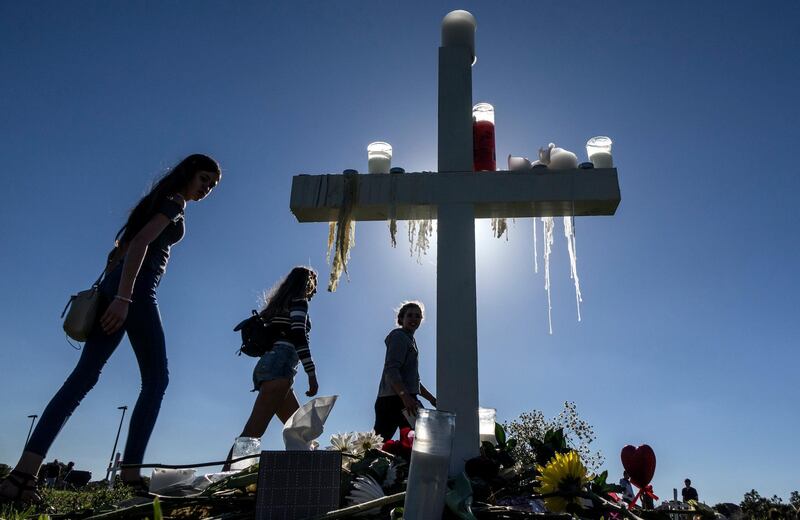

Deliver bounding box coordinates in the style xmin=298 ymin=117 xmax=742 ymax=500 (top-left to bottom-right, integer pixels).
xmin=252 ymin=343 xmax=299 ymax=390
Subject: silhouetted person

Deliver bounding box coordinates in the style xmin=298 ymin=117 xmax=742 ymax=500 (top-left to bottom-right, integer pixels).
xmin=223 ymin=267 xmax=320 ymax=471
xmin=682 ymin=478 xmax=699 ymax=502
xmin=373 ymin=301 xmax=436 ymax=441
xmin=619 ymin=470 xmax=635 ymax=503
xmin=0 ymin=154 xmax=222 ymax=503
xmin=60 ymin=461 xmax=75 ymax=489
xmin=44 ymin=459 xmax=60 ymax=488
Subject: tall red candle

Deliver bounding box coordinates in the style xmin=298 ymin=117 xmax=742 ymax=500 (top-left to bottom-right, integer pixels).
xmin=473 ymin=120 xmax=496 ymax=171
xmin=472 ymin=102 xmax=496 ymax=171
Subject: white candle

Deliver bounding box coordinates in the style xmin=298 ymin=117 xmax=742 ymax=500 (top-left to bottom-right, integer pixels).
xmin=479 ymin=433 xmax=497 ymax=445
xmin=588 ymin=151 xmax=613 ymax=168
xmin=367 ymin=141 xmax=392 ymax=174
xmin=586 ymin=136 xmax=613 ymax=168
xmin=403 ymin=409 xmax=455 ymax=520
xmin=478 ymin=407 xmax=497 ymax=445
xmin=368 ymin=156 xmax=391 ymax=174
xmin=404 ymin=451 xmax=450 ymax=519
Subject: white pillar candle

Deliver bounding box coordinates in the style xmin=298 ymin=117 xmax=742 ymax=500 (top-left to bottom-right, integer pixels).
xmin=586 ymin=136 xmax=614 ymax=168
xmin=367 ymin=141 xmax=392 ymax=174
xmin=478 ymin=407 xmax=497 ymax=445
xmin=404 ymin=451 xmax=451 ymax=519
xmin=588 ymin=151 xmax=613 ymax=168
xmin=403 ymin=409 xmax=455 ymax=520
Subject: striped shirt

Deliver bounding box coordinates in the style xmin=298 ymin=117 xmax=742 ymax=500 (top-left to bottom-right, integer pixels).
xmin=269 ymin=298 xmax=315 ymax=374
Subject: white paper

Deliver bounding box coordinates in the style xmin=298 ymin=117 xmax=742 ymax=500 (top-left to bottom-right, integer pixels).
xmin=282 ymin=395 xmax=338 ymax=450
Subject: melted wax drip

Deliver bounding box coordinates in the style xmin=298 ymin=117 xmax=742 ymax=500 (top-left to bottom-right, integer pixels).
xmin=542 ymin=217 xmax=555 ymax=334
xmin=563 ymin=216 xmax=582 ymax=321
xmin=491 ymin=218 xmax=508 ymax=240
xmin=532 ymin=218 xmax=539 ymax=273
xmin=408 ymin=220 xmax=434 ymax=263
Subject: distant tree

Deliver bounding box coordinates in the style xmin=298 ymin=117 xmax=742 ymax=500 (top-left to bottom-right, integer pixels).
xmin=741 ymin=489 xmax=767 ymax=519
xmin=791 ymin=491 xmax=800 ymax=511
xmin=503 ymin=401 xmax=604 ymax=471
xmin=0 ymin=463 xmax=10 ymax=479
xmin=741 ymin=489 xmax=797 ymax=520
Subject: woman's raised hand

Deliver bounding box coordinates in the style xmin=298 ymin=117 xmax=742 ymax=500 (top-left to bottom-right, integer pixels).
xmin=306 ymin=373 xmax=319 ymax=397
xmin=100 ymin=299 xmax=129 ymax=335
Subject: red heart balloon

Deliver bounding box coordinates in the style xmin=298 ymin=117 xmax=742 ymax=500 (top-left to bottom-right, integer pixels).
xmin=620 ymin=444 xmax=656 ymax=488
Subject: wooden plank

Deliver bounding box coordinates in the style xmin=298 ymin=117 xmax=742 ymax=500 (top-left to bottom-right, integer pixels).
xmin=290 ymin=169 xmax=621 ymax=222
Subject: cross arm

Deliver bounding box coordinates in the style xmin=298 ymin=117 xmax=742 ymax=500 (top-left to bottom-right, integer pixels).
xmin=290 ymin=169 xmax=621 ymax=223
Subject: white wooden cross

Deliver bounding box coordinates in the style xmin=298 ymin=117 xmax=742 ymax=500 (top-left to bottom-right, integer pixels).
xmin=290 ymin=10 xmax=621 ymax=475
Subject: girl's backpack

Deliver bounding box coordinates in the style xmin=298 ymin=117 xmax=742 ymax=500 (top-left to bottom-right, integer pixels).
xmin=233 ymin=310 xmax=284 ymax=357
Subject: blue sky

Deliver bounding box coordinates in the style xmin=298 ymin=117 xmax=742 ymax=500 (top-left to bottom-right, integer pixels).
xmin=1 ymin=0 xmax=798 ymax=506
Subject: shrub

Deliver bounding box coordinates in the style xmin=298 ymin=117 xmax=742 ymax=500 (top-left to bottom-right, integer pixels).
xmin=503 ymin=401 xmax=604 ymax=471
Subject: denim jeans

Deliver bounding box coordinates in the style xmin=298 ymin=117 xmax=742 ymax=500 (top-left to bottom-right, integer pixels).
xmin=252 ymin=343 xmax=299 ymax=390
xmin=26 ymin=265 xmax=169 ymax=466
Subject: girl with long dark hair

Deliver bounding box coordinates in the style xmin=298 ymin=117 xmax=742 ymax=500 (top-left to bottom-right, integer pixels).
xmin=0 ymin=154 xmax=221 ymax=502
xmin=223 ymin=266 xmax=319 ymax=470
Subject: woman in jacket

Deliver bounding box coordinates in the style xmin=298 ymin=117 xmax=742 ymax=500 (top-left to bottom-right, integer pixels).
xmin=373 ymin=301 xmax=436 ymax=441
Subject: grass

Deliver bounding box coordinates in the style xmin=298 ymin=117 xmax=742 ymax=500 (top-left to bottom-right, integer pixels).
xmin=0 ymin=484 xmax=133 ymax=519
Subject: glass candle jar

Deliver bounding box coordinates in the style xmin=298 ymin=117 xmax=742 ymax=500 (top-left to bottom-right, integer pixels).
xmin=478 ymin=407 xmax=497 ymax=445
xmin=368 ymin=141 xmax=392 ymax=174
xmin=472 ymin=103 xmax=496 ymax=171
xmin=230 ymin=436 xmax=261 ymax=471
xmin=586 ymin=136 xmax=613 ymax=168
xmin=403 ymin=409 xmax=456 ymax=519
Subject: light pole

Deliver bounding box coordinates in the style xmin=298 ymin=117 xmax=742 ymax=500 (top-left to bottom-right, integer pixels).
xmin=24 ymin=414 xmax=38 ymax=447
xmin=105 ymin=405 xmax=127 ymax=482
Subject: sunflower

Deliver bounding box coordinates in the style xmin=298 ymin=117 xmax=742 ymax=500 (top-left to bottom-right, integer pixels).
xmin=535 ymin=450 xmax=591 ymax=513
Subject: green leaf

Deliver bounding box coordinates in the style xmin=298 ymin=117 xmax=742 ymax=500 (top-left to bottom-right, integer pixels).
xmin=506 ymin=438 xmax=517 ymax=450
xmin=494 ymin=422 xmax=507 ymax=446
xmin=390 ymin=506 xmax=404 ymax=519
xmin=366 ymin=456 xmax=391 ymax=483
xmin=445 ymin=472 xmax=478 ymax=520
xmin=590 ymin=470 xmax=628 ymax=495
xmin=152 ymin=497 xmax=163 ymax=520
xmin=480 ymin=441 xmax=497 ymax=457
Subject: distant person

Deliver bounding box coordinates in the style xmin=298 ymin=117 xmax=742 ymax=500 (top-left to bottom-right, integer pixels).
xmin=223 ymin=267 xmax=319 ymax=470
xmin=0 ymin=154 xmax=222 ymax=503
xmin=60 ymin=462 xmax=75 ymax=489
xmin=641 ymin=492 xmax=654 ymax=509
xmin=44 ymin=460 xmax=60 ymax=488
xmin=682 ymin=478 xmax=699 ymax=502
xmin=373 ymin=301 xmax=437 ymax=441
xmin=619 ymin=470 xmax=635 ymax=503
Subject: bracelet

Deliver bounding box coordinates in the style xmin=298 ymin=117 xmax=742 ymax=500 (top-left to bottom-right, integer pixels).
xmin=114 ymin=295 xmax=133 ymax=304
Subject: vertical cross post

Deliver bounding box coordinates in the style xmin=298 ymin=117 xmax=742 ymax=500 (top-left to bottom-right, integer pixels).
xmin=437 ymin=11 xmax=480 ymax=475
